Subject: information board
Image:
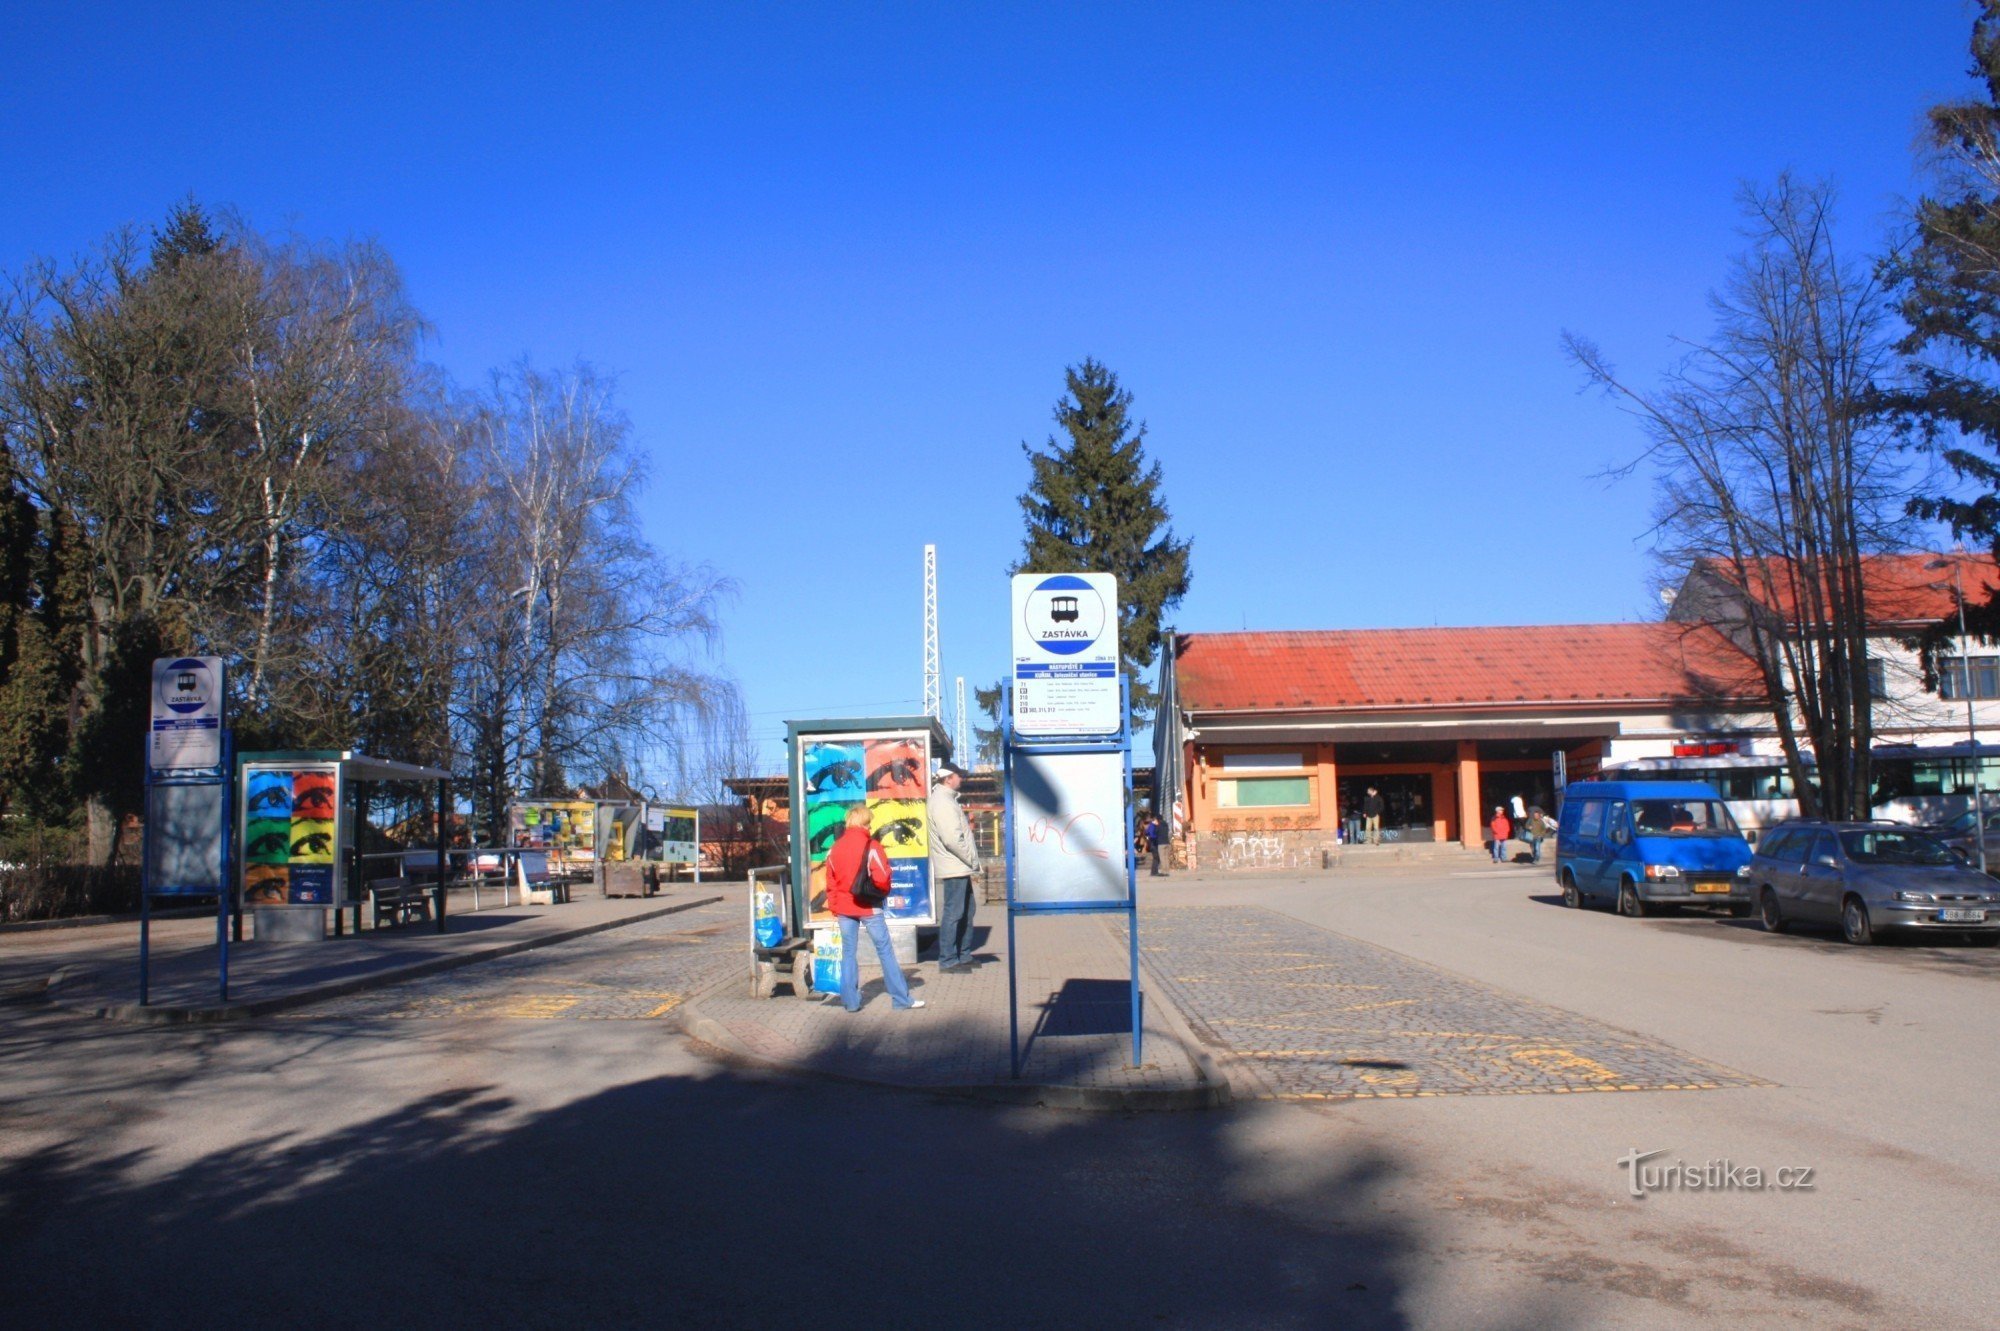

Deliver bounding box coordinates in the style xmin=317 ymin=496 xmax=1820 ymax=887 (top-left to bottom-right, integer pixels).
xmin=150 ymin=656 xmax=223 ymax=771
xmin=658 ymin=806 xmax=699 ymax=864
xmin=1011 ymin=573 xmax=1120 ymax=737
xmin=1008 ymin=749 xmax=1131 ymax=905
xmin=145 ymin=782 xmax=227 ymax=894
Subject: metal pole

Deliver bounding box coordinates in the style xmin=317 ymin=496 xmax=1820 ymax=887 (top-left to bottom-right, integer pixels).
xmin=1957 ymin=564 xmax=1989 ymax=874
xmin=1123 ymin=677 xmax=1141 ymax=1067
xmin=219 ymin=729 xmax=233 ymax=1002
xmin=140 ymin=760 xmax=152 ymax=1006
xmin=1003 ymin=690 xmax=1021 ymax=1080
xmin=435 ymin=780 xmax=449 ymax=932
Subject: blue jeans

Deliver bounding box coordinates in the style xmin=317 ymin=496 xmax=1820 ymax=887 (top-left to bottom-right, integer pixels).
xmin=838 ymin=912 xmax=913 ymax=1011
xmin=937 ymin=874 xmax=975 ymax=966
xmin=1491 ymin=836 xmax=1507 ymax=863
xmin=1526 ymin=834 xmax=1543 ymax=864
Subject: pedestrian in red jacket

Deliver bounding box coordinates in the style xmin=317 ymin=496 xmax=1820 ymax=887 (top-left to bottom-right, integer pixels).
xmin=1489 ymin=807 xmax=1512 ymax=864
xmin=824 ymin=805 xmax=923 ymax=1012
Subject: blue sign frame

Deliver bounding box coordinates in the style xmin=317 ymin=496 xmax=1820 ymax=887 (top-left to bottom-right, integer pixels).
xmin=1002 ymin=678 xmax=1142 ymax=1075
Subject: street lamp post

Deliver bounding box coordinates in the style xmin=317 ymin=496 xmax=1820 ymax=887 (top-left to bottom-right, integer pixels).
xmin=1930 ymin=557 xmax=1987 ymax=873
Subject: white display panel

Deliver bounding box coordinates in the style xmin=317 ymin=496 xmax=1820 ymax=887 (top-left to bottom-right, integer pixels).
xmin=1009 ymin=749 xmax=1131 ymax=904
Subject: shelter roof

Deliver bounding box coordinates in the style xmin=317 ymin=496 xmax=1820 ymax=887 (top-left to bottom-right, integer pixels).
xmin=1173 ymin=623 xmax=1764 ymax=714
xmin=239 ymin=750 xmax=453 ymax=782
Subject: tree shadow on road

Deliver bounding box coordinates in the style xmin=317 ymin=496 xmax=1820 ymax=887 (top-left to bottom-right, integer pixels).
xmin=0 ymin=1006 xmax=1588 ymax=1331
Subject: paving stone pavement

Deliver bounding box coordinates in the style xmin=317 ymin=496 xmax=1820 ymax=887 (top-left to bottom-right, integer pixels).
xmin=688 ymin=912 xmax=1207 ymax=1095
xmin=1135 ymin=905 xmax=1766 ymax=1101
xmin=288 ymin=898 xmax=742 ymax=1021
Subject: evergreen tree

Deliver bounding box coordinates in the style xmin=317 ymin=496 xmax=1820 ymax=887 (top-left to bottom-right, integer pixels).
xmin=1006 ymin=359 xmax=1191 ymax=729
xmin=1884 ymin=2 xmax=2000 ymax=592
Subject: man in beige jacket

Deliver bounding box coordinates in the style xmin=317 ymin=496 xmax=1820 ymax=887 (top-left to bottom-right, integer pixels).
xmin=928 ymin=762 xmax=981 ymax=972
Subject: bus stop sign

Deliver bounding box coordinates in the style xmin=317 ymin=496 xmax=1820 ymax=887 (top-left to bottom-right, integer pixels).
xmin=1011 ymin=572 xmax=1120 ymax=737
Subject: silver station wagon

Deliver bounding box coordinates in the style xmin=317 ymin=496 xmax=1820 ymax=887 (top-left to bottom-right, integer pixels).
xmin=1748 ymin=821 xmax=2000 ymax=945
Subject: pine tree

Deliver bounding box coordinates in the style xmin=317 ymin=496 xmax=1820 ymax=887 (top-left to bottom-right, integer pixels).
xmin=1885 ymin=2 xmax=2000 ymax=585
xmin=1005 ymin=359 xmax=1191 ymax=729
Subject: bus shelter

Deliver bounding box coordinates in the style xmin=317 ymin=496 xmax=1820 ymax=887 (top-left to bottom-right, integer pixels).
xmin=237 ymin=750 xmax=454 ymax=938
xmin=507 ymin=798 xmax=703 ymax=894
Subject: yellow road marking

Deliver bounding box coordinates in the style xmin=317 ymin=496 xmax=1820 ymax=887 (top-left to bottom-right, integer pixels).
xmin=1508 ymin=1047 xmax=1622 ymax=1081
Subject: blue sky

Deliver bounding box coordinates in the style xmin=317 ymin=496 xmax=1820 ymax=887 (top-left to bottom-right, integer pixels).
xmin=0 ymin=2 xmax=1980 ymax=774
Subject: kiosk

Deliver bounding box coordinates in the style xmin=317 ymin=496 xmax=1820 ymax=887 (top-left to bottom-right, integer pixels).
xmin=751 ymin=715 xmax=952 ymax=999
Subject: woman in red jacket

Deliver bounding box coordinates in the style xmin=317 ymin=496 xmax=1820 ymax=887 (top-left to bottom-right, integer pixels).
xmin=825 ymin=804 xmax=924 ymax=1012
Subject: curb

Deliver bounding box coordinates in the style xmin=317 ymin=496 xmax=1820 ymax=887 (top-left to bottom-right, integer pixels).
xmin=674 ymin=967 xmax=1231 ymax=1114
xmin=0 ymin=906 xmax=215 ymax=935
xmin=1115 ymin=915 xmax=1243 ymax=1103
xmin=1127 ymin=926 xmax=1279 ymax=1102
xmin=87 ymin=894 xmax=726 ymax=1025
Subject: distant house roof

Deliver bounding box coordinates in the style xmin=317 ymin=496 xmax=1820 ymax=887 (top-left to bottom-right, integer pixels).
xmin=1173 ymin=623 xmax=1764 ymax=714
xmin=1689 ymin=553 xmax=2000 ymax=629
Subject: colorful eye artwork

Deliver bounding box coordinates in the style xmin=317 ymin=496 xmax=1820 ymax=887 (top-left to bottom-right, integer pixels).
xmin=242 ymin=768 xmax=340 ymax=904
xmin=870 ymin=799 xmax=928 ymax=858
xmin=804 ymin=743 xmax=865 ymax=803
xmin=864 ymin=738 xmax=925 ymax=799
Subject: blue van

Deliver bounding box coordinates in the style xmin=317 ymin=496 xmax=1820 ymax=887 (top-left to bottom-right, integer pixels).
xmin=1555 ymin=780 xmax=1754 ymax=917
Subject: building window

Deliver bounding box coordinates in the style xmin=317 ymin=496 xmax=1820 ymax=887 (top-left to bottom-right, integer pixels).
xmin=1940 ymin=656 xmax=2000 ymax=700
xmin=1216 ymin=777 xmax=1313 ymax=808
xmin=1866 ymin=659 xmax=1886 ymax=700
xmin=1218 ymin=752 xmax=1304 ymax=771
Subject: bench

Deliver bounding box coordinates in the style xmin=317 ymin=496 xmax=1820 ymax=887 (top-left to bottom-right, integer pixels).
xmin=368 ymin=876 xmax=433 ymax=929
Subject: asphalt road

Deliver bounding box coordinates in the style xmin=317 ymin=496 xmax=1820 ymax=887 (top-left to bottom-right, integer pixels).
xmin=1 ymin=868 xmax=1992 ymax=1328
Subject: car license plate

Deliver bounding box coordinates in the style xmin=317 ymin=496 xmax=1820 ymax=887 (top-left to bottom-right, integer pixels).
xmin=1691 ymin=881 xmax=1731 ymax=894
xmin=1937 ymin=908 xmax=1986 ymax=923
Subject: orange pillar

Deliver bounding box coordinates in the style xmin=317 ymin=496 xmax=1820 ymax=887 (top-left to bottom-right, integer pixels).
xmin=1315 ymin=743 xmax=1339 ymax=832
xmin=1456 ymin=740 xmax=1482 ymax=849
xmin=1429 ymin=766 xmax=1452 ymax=843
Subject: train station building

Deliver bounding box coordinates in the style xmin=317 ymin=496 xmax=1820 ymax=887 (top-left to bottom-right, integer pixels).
xmin=1150 ymin=552 xmax=2000 ymax=861
xmin=1152 ymin=622 xmax=1771 ymax=856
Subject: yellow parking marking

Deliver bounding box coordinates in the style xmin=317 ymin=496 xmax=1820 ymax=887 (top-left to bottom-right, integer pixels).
xmin=1508 ymin=1047 xmax=1622 ymax=1081
xmin=492 ymin=995 xmax=583 ymax=1018
xmin=644 ymin=995 xmax=684 ymax=1018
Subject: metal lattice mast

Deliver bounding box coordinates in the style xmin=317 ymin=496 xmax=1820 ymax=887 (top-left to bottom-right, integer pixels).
xmin=954 ymin=675 xmax=968 ymax=765
xmin=923 ymin=544 xmax=941 ymax=724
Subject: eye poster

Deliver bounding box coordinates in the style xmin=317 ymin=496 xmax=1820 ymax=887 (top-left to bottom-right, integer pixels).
xmin=240 ymin=765 xmax=342 ymax=906
xmin=795 ymin=729 xmax=936 ymax=927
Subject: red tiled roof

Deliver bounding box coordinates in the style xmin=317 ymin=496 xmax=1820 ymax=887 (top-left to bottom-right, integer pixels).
xmin=1694 ymin=553 xmax=2000 ymax=626
xmin=1174 ymin=623 xmax=1763 ymax=713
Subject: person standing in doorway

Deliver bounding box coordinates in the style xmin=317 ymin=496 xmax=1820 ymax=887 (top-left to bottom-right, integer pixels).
xmin=827 ymin=805 xmax=924 ymax=1011
xmin=1364 ymin=787 xmax=1385 ymax=845
xmin=927 ymin=763 xmax=981 ymax=973
xmin=1489 ymin=806 xmax=1512 ymax=864
xmin=1523 ymin=805 xmax=1552 ymax=865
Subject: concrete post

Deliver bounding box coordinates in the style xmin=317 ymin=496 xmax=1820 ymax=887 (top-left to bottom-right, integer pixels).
xmin=1456 ymin=740 xmax=1482 ymax=850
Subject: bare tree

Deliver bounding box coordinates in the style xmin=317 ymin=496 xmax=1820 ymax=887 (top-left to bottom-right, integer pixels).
xmin=457 ymin=362 xmax=737 ymax=831
xmin=1566 ymin=177 xmax=1914 ymax=818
